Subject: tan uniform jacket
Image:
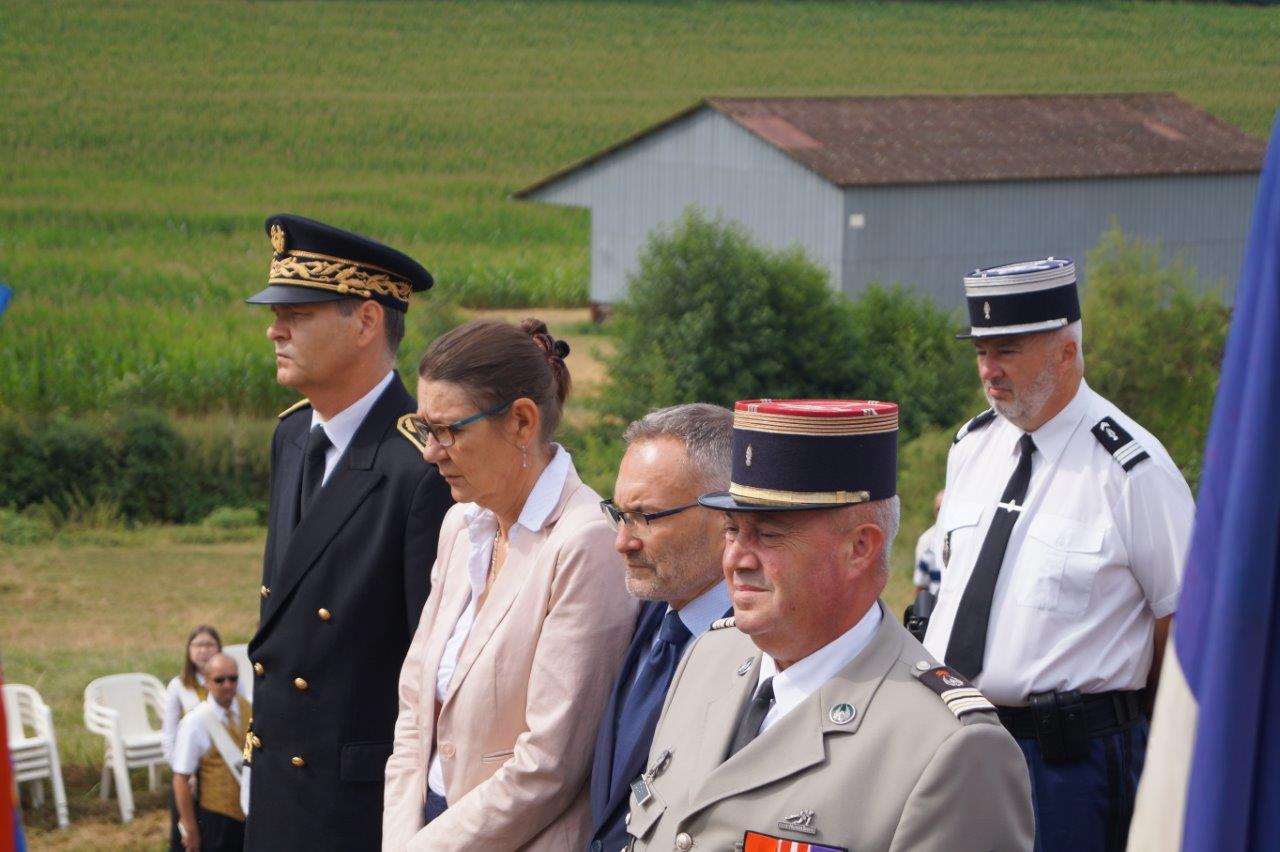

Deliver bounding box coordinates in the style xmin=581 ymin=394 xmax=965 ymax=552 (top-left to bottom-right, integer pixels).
xmin=628 ymin=604 xmax=1034 ymax=852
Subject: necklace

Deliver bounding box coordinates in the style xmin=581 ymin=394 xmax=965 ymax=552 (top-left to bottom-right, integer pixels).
xmin=488 ymin=528 xmax=502 ymax=582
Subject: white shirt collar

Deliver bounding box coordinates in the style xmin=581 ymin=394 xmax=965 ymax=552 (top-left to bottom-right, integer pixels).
xmin=310 ymin=370 xmax=395 ymax=459
xmin=756 ymin=602 xmax=883 ymax=732
xmin=461 ymin=445 xmax=573 ymax=597
xmin=1022 ymin=378 xmax=1093 ymax=467
xmin=205 ymin=694 xmax=240 ymax=726
xmin=670 ymin=581 xmax=731 ymax=637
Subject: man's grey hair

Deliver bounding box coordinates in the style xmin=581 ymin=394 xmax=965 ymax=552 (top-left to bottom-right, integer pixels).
xmin=834 ymin=495 xmax=901 ymax=576
xmin=335 ymin=298 xmax=405 ymax=356
xmin=623 ymin=403 xmax=734 ymax=491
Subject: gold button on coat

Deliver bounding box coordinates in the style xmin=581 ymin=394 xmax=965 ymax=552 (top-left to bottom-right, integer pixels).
xmin=439 ymin=742 xmax=456 ymax=759
xmin=260 ymin=585 xmax=270 ymax=599
xmin=317 ymin=608 xmax=331 ymax=621
xmin=675 ymin=832 xmax=694 ymax=851
xmin=251 ymin=734 xmax=262 ymax=748
xmin=294 ymin=677 xmax=309 ymax=690
xmin=253 ymin=662 xmax=265 ymax=676
xmin=291 ymin=756 xmax=306 ymax=767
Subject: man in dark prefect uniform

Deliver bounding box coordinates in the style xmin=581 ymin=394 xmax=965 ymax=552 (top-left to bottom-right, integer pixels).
xmin=241 ymin=214 xmax=453 ymax=850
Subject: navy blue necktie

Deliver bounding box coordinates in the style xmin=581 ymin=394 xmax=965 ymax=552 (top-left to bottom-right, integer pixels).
xmin=609 ymin=610 xmax=691 ymax=793
xmin=298 ymin=425 xmax=332 ymax=520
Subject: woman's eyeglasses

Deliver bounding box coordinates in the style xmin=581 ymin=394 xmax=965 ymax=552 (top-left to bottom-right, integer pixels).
xmin=406 ymin=400 xmax=512 ymax=448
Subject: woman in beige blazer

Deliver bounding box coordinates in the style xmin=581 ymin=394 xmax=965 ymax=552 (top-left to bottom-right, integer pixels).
xmin=383 ymin=318 xmax=637 ymax=851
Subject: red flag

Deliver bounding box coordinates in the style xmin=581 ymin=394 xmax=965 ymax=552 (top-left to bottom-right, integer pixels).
xmin=1 ymin=660 xmax=25 ymax=852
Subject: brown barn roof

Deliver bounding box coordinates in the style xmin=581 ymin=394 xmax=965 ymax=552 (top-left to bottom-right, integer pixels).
xmin=516 ymin=93 xmax=1264 ymax=196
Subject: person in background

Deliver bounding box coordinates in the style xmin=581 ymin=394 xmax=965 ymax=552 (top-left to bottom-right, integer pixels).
xmin=924 ymin=258 xmax=1194 ymax=851
xmin=912 ymin=490 xmax=945 ymax=596
xmin=172 ymin=653 xmax=252 ymax=852
xmin=383 ymin=318 xmax=637 ymax=851
xmin=587 ymin=403 xmax=734 ymax=852
xmin=164 ymin=625 xmax=223 ymax=852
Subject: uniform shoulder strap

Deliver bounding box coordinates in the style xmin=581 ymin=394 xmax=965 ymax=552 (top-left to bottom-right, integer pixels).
xmin=1091 ymin=416 xmax=1150 ymax=472
xmin=953 ymin=408 xmax=996 ymax=444
xmin=396 ymin=413 xmax=428 ymax=454
xmin=914 ymin=663 xmax=996 ymax=719
xmin=277 ymin=398 xmax=311 ymax=420
xmin=710 ymin=616 xmax=736 ymax=631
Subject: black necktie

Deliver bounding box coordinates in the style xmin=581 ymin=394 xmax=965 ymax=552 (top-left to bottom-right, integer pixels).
xmin=726 ymin=676 xmax=775 ymax=759
xmin=299 ymin=425 xmax=332 ymax=518
xmin=946 ymin=433 xmax=1036 ymax=680
xmin=609 ymin=610 xmax=691 ymax=792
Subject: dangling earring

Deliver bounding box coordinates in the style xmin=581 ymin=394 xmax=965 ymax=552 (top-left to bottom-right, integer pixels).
xmin=521 ymin=444 xmax=528 ymax=470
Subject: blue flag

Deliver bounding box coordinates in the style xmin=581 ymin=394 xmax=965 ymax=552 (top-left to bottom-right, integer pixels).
xmin=1174 ymin=110 xmax=1280 ymax=850
xmin=0 ymin=284 xmax=11 ymax=320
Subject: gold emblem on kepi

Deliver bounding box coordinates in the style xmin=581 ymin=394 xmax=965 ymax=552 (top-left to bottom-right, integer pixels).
xmin=745 ymin=444 xmax=753 ymax=467
xmin=270 ymin=222 xmax=287 ymax=256
xmin=983 ymin=300 xmax=991 ymax=320
xmin=829 ymin=702 xmax=856 ymax=724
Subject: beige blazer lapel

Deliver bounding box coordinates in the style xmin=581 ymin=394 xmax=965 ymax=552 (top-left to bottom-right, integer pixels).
xmin=419 ymin=536 xmax=473 ymax=728
xmin=687 ymin=603 xmax=903 ymax=817
xmin=443 ymin=469 xmax=580 ymax=706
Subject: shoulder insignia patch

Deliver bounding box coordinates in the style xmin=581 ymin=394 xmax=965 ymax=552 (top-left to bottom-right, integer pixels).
xmin=710 ymin=616 xmax=736 ymax=631
xmin=1091 ymin=417 xmax=1150 ymax=472
xmin=915 ymin=664 xmax=995 ymax=719
xmin=953 ymin=408 xmax=996 ymax=444
xmin=277 ymin=398 xmax=311 ymax=419
xmin=396 ymin=413 xmax=428 ymax=454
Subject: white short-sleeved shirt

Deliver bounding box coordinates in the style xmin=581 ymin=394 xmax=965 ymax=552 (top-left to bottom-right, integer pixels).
xmin=912 ymin=524 xmax=942 ymax=595
xmin=163 ymin=674 xmax=204 ymax=766
xmin=923 ymin=381 xmax=1194 ymax=706
xmin=171 ymin=695 xmax=245 ymax=776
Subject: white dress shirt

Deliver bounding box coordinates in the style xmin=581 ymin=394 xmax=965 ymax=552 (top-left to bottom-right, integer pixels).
xmin=427 ymin=445 xmax=573 ymax=796
xmin=309 ymin=370 xmax=395 ymax=484
xmin=754 ymin=601 xmax=882 ymax=734
xmin=924 ymin=380 xmax=1194 ymax=705
xmin=162 ymin=674 xmax=204 ymax=766
xmin=171 ymin=695 xmax=243 ymax=776
xmin=671 ymin=581 xmax=732 ymax=638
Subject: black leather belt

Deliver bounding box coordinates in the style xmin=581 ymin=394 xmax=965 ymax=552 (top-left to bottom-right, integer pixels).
xmin=997 ymin=689 xmax=1145 ymax=740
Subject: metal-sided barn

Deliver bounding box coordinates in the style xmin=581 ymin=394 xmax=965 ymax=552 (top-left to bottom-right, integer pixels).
xmin=516 ymin=93 xmax=1264 ymax=308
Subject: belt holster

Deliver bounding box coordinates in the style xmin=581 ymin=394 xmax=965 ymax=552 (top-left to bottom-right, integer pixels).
xmin=1029 ymin=689 xmax=1090 ymax=764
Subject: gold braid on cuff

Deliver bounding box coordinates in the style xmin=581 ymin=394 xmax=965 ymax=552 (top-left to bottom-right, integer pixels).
xmin=269 ymin=252 xmax=413 ymax=304
xmin=727 ymin=483 xmax=871 ymax=506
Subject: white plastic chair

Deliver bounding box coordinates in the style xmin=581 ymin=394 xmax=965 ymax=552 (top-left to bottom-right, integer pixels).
xmin=223 ymin=643 xmax=253 ymax=702
xmin=83 ymin=673 xmax=167 ymax=823
xmin=3 ymin=683 xmax=69 ymax=829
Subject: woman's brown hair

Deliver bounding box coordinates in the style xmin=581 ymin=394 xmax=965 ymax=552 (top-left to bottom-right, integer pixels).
xmin=418 ymin=318 xmax=571 ymax=442
xmin=181 ymin=624 xmax=223 ymax=690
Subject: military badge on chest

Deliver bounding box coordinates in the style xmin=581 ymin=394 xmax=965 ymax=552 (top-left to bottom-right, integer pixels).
xmin=744 ymin=828 xmax=847 ymax=851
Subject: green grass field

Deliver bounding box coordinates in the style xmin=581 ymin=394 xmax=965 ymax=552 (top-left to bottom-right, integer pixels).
xmin=2 ymin=1 xmax=1278 ymax=415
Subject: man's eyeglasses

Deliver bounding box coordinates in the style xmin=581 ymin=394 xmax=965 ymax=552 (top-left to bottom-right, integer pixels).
xmin=212 ymin=675 xmax=239 ymax=685
xmin=600 ymin=499 xmax=700 ymax=532
xmin=406 ymin=400 xmax=512 ymax=448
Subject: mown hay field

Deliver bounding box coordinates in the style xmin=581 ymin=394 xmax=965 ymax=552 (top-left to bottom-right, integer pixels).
xmin=2 ymin=1 xmax=1279 ymax=415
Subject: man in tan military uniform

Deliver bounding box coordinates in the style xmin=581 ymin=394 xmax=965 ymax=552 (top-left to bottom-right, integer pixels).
xmin=627 ymin=399 xmax=1034 ymax=852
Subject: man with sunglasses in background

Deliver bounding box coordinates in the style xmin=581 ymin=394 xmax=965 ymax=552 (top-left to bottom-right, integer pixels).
xmin=172 ymin=654 xmax=252 ymax=851
xmin=241 ymin=215 xmax=453 ymax=850
xmin=587 ymin=403 xmax=734 ymax=852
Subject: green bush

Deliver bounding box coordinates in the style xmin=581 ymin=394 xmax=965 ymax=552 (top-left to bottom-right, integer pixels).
xmin=1083 ymin=226 xmax=1230 ymax=488
xmin=598 ymin=210 xmax=974 ymax=438
xmin=203 ymin=506 xmax=259 ymax=529
xmin=0 ymin=507 xmax=56 ymax=545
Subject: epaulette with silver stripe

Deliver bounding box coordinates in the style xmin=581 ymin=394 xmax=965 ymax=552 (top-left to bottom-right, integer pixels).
xmin=914 ymin=663 xmax=996 ymax=719
xmin=953 ymin=408 xmax=996 ymax=444
xmin=1091 ymin=417 xmax=1150 ymax=472
xmin=710 ymin=616 xmax=736 ymax=631
xmin=396 ymin=414 xmax=428 ymax=454
xmin=277 ymin=398 xmax=311 ymax=419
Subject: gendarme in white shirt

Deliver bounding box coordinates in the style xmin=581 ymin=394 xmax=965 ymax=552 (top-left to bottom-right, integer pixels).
xmin=923 ymin=380 xmax=1194 ymax=706
xmin=426 ymin=445 xmax=573 ymax=797
xmin=751 ymin=601 xmax=883 ymax=735
xmin=310 ymin=370 xmax=395 ymax=484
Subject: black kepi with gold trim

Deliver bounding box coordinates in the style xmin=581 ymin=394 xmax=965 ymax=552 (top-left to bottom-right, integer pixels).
xmin=245 ymin=214 xmax=433 ymax=312
xmin=699 ymin=399 xmax=898 ymax=513
xmin=957 ymin=257 xmax=1079 ymax=339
